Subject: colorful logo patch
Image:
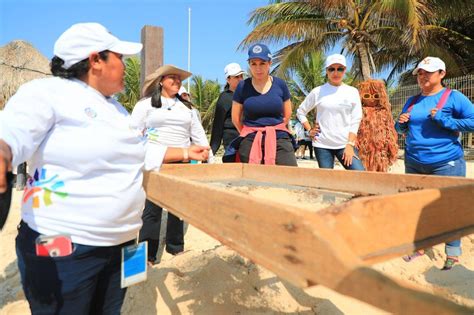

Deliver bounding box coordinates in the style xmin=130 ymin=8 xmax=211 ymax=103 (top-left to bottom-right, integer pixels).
xmin=84 ymin=107 xmax=97 ymax=119
xmin=23 ymin=168 xmax=68 ymax=208
xmin=145 ymin=127 xmax=160 ymax=142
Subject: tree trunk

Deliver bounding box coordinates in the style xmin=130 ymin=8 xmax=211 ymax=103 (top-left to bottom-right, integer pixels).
xmin=356 ymin=42 xmax=371 ymax=81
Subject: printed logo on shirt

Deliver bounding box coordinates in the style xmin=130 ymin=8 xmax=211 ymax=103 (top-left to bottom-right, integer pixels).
xmin=145 ymin=127 xmax=160 ymax=143
xmin=23 ymin=168 xmax=68 ymax=208
xmin=84 ymin=107 xmax=98 ymax=119
xmin=340 ymin=99 xmax=353 ymax=108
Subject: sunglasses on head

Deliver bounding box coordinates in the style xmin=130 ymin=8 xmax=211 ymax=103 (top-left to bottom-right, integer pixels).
xmin=362 ymin=93 xmax=380 ymax=100
xmin=327 ymin=67 xmax=345 ymax=73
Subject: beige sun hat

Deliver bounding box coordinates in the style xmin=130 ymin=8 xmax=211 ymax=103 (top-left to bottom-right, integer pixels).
xmin=142 ymin=64 xmax=192 ymax=97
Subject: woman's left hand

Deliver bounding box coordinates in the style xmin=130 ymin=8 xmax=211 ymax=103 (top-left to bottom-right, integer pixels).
xmin=342 ymin=145 xmax=358 ymax=167
xmin=188 ymin=145 xmax=210 ymax=162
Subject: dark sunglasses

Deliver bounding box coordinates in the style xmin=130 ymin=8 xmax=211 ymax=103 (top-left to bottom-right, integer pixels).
xmin=362 ymin=93 xmax=380 ymax=100
xmin=327 ymin=67 xmax=345 ymax=73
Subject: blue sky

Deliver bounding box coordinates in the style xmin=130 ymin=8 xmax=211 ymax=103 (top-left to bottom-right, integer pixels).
xmin=0 ymin=0 xmax=275 ymax=83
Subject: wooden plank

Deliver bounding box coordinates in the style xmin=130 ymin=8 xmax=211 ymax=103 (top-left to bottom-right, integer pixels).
xmin=317 ymin=184 xmax=474 ymax=263
xmin=159 ymin=163 xmax=243 ymax=181
xmin=241 ymin=164 xmax=474 ymax=195
xmin=144 ymin=170 xmax=473 ymax=314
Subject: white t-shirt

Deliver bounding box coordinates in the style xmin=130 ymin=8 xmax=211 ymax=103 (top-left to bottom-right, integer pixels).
xmin=296 ymin=82 xmax=362 ymax=149
xmin=0 ymin=77 xmax=167 ymax=246
xmin=131 ymin=96 xmax=214 ymax=162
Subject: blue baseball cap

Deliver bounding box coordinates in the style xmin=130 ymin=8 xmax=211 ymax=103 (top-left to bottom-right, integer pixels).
xmin=247 ymin=43 xmax=272 ymax=61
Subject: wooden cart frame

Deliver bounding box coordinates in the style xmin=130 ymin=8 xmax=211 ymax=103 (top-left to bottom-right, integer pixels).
xmin=144 ymin=163 xmax=474 ymax=314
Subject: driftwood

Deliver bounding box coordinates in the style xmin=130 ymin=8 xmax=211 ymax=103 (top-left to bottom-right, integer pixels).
xmin=143 ymin=163 xmax=474 ymax=314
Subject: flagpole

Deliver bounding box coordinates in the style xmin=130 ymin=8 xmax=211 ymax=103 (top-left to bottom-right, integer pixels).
xmin=187 ymin=7 xmax=191 ymax=92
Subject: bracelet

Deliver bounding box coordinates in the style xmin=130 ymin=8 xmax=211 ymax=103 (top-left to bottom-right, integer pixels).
xmin=182 ymin=148 xmax=189 ymax=162
xmin=347 ymin=141 xmax=355 ymax=147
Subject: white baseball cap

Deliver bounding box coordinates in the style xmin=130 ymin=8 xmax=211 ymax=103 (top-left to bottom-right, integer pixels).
xmin=178 ymin=86 xmax=190 ymax=96
xmin=224 ymin=63 xmax=245 ymax=78
xmin=54 ymin=22 xmax=143 ymax=69
xmin=325 ymin=54 xmax=347 ymax=68
xmin=412 ymin=57 xmax=446 ymax=75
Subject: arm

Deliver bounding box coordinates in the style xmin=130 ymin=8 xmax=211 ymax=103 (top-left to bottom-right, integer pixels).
xmin=144 ymin=143 xmax=210 ymax=171
xmin=231 ymin=101 xmax=244 ymax=133
xmin=283 ymin=99 xmax=292 ymax=125
xmin=189 ymin=110 xmax=215 ymax=162
xmin=296 ymin=90 xmax=317 ymax=133
xmin=0 ymin=140 xmax=12 ymax=193
xmin=395 ymin=96 xmax=416 ymax=134
xmin=342 ymin=91 xmax=363 ymax=166
xmin=165 ymin=145 xmax=210 ymax=163
xmin=2 ymin=82 xmax=55 ymax=167
xmin=209 ymin=94 xmax=226 ymax=154
xmin=432 ymin=92 xmax=474 ymax=131
xmin=129 ymin=98 xmax=149 ymax=135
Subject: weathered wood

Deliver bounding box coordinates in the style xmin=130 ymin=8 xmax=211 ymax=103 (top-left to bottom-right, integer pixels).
xmin=140 ymin=25 xmax=163 ymax=94
xmin=241 ymin=163 xmax=474 ymax=195
xmin=143 ymin=164 xmax=474 ymax=314
xmin=318 ymin=184 xmax=474 ymax=264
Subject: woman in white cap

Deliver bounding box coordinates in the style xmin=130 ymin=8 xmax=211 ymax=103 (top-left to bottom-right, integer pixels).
xmin=396 ymin=56 xmax=474 ymax=270
xmin=228 ymin=44 xmax=297 ymax=166
xmin=131 ymin=64 xmax=212 ymax=264
xmin=296 ymin=53 xmax=364 ymax=171
xmin=178 ymin=85 xmax=202 ymax=122
xmin=209 ymin=62 xmax=244 ymax=154
xmin=0 ymin=23 xmax=209 ymax=314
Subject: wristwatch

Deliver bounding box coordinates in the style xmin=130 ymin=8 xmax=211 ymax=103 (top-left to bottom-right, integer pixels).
xmin=347 ymin=141 xmax=355 ymax=147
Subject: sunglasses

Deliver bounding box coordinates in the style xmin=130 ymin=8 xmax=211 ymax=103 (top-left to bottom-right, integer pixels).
xmin=327 ymin=67 xmax=345 ymax=73
xmin=362 ymin=93 xmax=381 ymax=100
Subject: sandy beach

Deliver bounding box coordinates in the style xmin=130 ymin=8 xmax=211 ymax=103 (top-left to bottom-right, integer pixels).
xmin=1 ymin=159 xmax=474 ymax=314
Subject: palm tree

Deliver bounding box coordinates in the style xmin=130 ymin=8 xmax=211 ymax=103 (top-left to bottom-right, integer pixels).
xmin=117 ymin=56 xmax=141 ymax=113
xmin=277 ymin=50 xmax=326 ymax=107
xmin=241 ymin=0 xmax=473 ymax=81
xmin=189 ymin=75 xmax=221 ymax=131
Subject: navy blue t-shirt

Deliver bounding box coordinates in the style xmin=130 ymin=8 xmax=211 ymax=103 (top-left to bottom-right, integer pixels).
xmin=233 ymin=77 xmax=290 ymax=127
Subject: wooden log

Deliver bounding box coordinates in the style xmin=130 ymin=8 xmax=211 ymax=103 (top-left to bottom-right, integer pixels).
xmin=140 ymin=25 xmax=163 ymax=94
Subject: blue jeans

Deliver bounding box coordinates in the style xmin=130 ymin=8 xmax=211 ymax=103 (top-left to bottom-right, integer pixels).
xmin=314 ymin=147 xmax=365 ymax=170
xmin=16 ymin=221 xmax=132 ymax=315
xmin=405 ymin=157 xmax=466 ymax=257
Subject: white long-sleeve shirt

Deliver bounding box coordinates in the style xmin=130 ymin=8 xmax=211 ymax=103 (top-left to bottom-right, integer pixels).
xmin=296 ymin=83 xmax=362 ymax=149
xmin=0 ymin=77 xmax=166 ymax=246
xmin=131 ymin=96 xmax=214 ymax=162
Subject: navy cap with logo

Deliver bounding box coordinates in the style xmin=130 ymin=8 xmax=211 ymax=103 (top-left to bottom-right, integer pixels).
xmin=247 ymin=43 xmax=272 ymax=61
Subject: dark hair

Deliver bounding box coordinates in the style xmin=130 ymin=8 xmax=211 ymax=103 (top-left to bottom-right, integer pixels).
xmin=439 ymin=70 xmax=447 ymax=87
xmin=224 ymin=82 xmax=230 ymax=91
xmin=150 ymin=85 xmax=193 ymax=109
xmin=50 ymin=51 xmax=110 ymax=79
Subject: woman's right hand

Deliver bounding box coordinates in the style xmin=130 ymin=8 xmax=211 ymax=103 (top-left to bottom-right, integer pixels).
xmin=398 ymin=113 xmax=411 ymax=124
xmin=187 ymin=145 xmax=210 ymax=162
xmin=309 ymin=123 xmax=320 ymax=138
xmin=0 ymin=140 xmax=12 ymax=193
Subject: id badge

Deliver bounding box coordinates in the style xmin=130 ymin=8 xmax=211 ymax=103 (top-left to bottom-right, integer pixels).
xmin=121 ymin=241 xmax=147 ymax=288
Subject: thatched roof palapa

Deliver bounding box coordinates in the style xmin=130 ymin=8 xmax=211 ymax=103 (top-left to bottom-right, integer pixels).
xmin=0 ymin=40 xmax=51 ymax=109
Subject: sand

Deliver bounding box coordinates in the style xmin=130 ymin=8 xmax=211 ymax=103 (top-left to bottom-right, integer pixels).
xmin=1 ymin=159 xmax=474 ymax=314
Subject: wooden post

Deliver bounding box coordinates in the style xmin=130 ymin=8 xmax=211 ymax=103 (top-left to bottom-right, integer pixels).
xmin=140 ymin=25 xmax=163 ymax=94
